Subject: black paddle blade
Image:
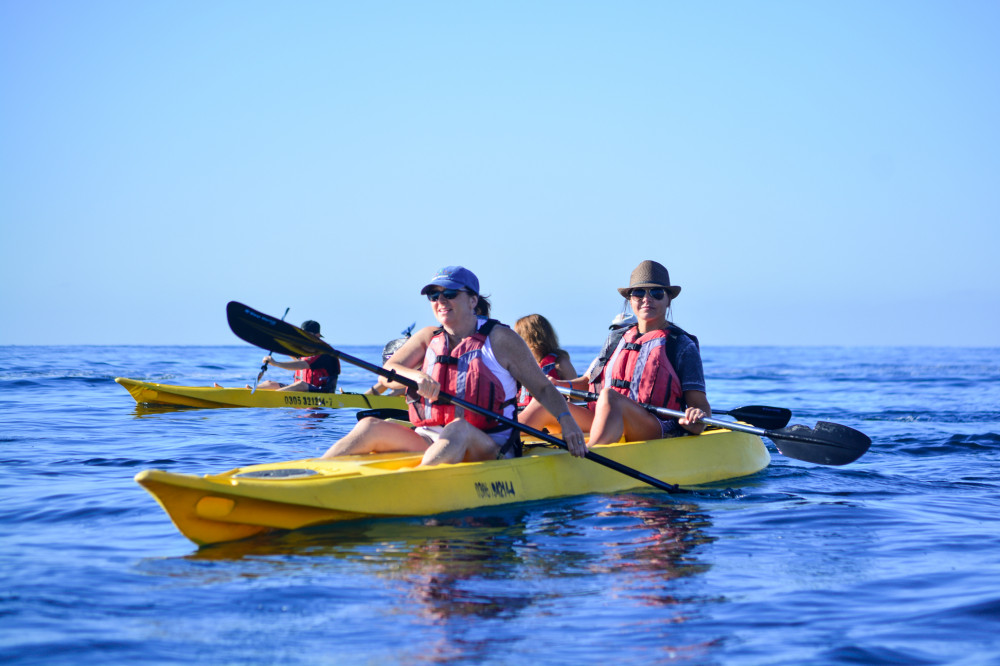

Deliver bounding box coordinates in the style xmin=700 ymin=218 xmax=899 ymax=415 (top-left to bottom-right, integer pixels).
xmin=770 ymin=421 xmax=872 ymax=466
xmin=227 ymin=302 xmax=331 ymax=357
xmin=720 ymin=405 xmax=792 ymax=430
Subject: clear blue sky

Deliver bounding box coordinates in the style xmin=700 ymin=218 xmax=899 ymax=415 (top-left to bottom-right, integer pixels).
xmin=2 ymin=1 xmax=998 ymax=347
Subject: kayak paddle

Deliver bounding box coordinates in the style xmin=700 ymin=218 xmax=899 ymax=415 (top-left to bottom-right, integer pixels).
xmin=555 ymin=386 xmax=869 ymax=466
xmin=556 ymin=386 xmax=791 ymax=430
xmin=226 ymin=301 xmax=689 ymax=494
xmin=251 ymin=306 xmax=289 ymax=394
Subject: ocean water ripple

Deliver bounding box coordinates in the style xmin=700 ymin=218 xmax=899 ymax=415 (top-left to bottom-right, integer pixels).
xmin=2 ymin=345 xmax=1000 ymax=664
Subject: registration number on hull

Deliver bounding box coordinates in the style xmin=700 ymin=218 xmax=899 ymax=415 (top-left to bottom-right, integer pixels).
xmin=474 ymin=480 xmax=516 ymax=499
xmin=282 ymin=395 xmax=339 ymax=407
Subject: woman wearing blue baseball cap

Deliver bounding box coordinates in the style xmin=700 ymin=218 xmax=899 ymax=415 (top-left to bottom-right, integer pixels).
xmin=321 ymin=266 xmax=587 ymax=465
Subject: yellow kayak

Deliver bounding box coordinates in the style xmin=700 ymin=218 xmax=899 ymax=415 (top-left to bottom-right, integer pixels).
xmin=136 ymin=428 xmax=770 ymax=546
xmin=115 ymin=377 xmax=405 ymax=410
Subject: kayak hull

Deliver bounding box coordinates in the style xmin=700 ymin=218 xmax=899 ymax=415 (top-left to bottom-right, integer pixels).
xmin=136 ymin=428 xmax=770 ymax=546
xmin=115 ymin=377 xmax=404 ymax=410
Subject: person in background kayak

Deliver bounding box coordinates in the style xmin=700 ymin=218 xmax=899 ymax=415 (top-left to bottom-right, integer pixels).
xmin=518 ymin=312 xmax=638 ymax=432
xmin=256 ymin=320 xmax=341 ymax=393
xmin=520 ymin=260 xmax=709 ymax=445
xmin=513 ymin=314 xmax=577 ymax=408
xmin=320 ymin=266 xmax=587 ymax=465
xmin=364 ymin=325 xmax=414 ymax=397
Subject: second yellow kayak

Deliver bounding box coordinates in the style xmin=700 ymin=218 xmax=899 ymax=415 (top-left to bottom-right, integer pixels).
xmin=115 ymin=377 xmax=405 ymax=410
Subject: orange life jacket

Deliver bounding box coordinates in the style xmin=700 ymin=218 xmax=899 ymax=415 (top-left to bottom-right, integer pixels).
xmin=516 ymin=353 xmax=559 ymax=408
xmin=293 ymin=354 xmax=340 ymax=393
xmin=603 ymin=325 xmax=686 ymax=411
xmin=407 ymin=319 xmax=516 ymax=430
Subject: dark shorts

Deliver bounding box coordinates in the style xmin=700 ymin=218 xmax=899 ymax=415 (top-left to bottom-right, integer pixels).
xmin=655 ymin=415 xmax=685 ymax=438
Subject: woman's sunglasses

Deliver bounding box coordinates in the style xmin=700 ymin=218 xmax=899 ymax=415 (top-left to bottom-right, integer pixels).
xmin=426 ymin=288 xmax=468 ymax=302
xmin=629 ymin=288 xmax=666 ymax=301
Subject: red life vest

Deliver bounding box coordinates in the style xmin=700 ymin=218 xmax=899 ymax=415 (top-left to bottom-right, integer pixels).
xmin=603 ymin=325 xmax=685 ymax=411
xmin=407 ymin=319 xmax=516 ymax=430
xmin=516 ymin=353 xmax=559 ymax=408
xmin=293 ymin=354 xmax=340 ymax=393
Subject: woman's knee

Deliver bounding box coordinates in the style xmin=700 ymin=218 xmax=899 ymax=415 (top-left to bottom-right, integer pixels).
xmin=354 ymin=416 xmax=388 ymax=437
xmin=594 ymin=387 xmax=623 ymax=413
xmin=441 ymin=418 xmax=476 ymax=440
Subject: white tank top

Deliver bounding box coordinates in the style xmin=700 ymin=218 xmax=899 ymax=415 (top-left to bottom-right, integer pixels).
xmin=477 ymin=317 xmax=519 ymax=411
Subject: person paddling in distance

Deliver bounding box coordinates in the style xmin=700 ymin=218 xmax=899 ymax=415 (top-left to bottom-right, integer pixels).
xmin=520 ymin=260 xmax=709 ymax=445
xmin=254 ymin=320 xmax=341 ymax=393
xmin=513 ymin=314 xmax=577 ymax=409
xmin=364 ymin=326 xmax=414 ymax=397
xmin=320 ymin=266 xmax=587 ymax=465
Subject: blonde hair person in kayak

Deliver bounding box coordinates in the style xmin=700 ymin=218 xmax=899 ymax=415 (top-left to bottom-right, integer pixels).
xmin=517 ymin=311 xmax=637 ymax=434
xmin=320 ymin=266 xmax=587 ymax=465
xmin=513 ymin=314 xmax=577 ymax=408
xmin=520 ymin=260 xmax=709 ymax=445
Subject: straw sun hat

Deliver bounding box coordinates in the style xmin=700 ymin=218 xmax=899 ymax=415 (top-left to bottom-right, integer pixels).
xmin=617 ymin=260 xmax=682 ymax=299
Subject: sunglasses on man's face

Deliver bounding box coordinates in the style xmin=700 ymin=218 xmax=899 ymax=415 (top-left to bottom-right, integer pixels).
xmin=629 ymin=288 xmax=666 ymax=301
xmin=426 ymin=288 xmax=466 ymax=302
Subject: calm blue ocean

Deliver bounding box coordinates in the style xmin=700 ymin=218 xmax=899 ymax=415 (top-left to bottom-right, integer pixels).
xmin=2 ymin=344 xmax=999 ymax=665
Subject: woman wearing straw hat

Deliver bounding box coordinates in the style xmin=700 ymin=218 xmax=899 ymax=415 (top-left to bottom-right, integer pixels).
xmin=522 ymin=260 xmax=709 ymax=446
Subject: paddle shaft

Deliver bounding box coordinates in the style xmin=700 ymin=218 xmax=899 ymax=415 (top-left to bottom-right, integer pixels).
xmin=556 ymin=386 xmax=862 ymax=452
xmin=556 ymin=386 xmax=791 ymax=430
xmin=558 ymin=384 xmax=792 ymax=435
xmin=253 ymin=307 xmax=290 ymax=393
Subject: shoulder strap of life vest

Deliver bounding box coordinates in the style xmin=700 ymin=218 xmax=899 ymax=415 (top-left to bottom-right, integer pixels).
xmin=432 ymin=319 xmax=501 ymax=363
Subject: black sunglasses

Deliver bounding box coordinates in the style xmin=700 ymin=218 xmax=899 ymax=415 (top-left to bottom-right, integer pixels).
xmin=629 ymin=288 xmax=666 ymax=301
xmin=426 ymin=288 xmax=468 ymax=302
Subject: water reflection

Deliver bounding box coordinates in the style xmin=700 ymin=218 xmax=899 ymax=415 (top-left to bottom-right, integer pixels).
xmin=145 ymin=497 xmax=719 ymax=661
xmin=131 ymin=403 xmax=200 ymax=417
xmin=130 ymin=403 xmax=338 ymax=419
xmin=289 ymin=409 xmax=334 ymax=428
xmin=179 ymin=495 xmax=716 ymax=606
xmin=591 ymin=494 xmax=715 ymax=607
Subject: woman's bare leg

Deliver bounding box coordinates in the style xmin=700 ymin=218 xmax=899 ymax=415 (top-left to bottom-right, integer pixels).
xmin=320 ymin=417 xmax=428 ymax=458
xmin=587 ymin=388 xmax=662 ymax=446
xmin=420 ymin=419 xmax=496 ymax=466
xmin=520 ymin=400 xmax=594 ymax=434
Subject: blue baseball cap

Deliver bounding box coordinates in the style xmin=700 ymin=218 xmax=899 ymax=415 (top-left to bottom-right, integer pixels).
xmin=420 ymin=266 xmax=480 ymax=295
